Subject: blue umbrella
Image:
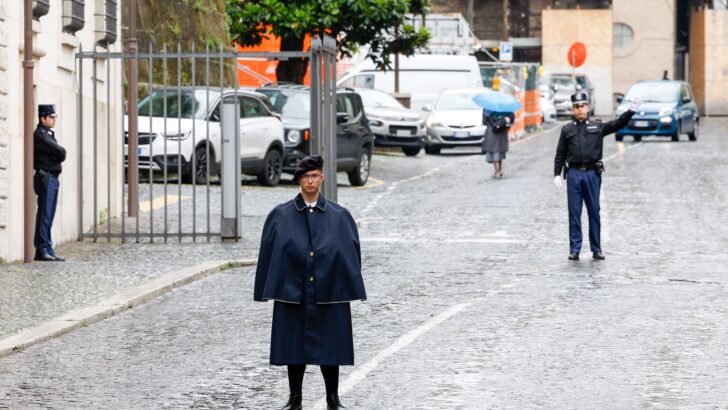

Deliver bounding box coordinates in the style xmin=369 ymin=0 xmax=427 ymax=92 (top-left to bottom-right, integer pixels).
xmin=471 ymin=90 xmax=522 ymax=113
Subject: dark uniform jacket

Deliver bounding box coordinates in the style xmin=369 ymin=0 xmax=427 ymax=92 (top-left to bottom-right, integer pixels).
xmin=254 ymin=194 xmax=367 ymax=304
xmin=34 ymin=124 xmax=66 ymax=175
xmin=554 ymin=110 xmax=635 ymax=176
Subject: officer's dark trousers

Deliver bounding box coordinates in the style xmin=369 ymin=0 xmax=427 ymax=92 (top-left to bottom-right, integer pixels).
xmin=34 ymin=172 xmax=59 ymax=255
xmin=566 ymin=168 xmax=601 ymax=254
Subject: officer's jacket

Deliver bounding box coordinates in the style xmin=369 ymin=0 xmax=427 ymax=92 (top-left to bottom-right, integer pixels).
xmin=34 ymin=124 xmax=66 ymax=175
xmin=554 ymin=110 xmax=635 ymax=176
xmin=254 ymin=194 xmax=367 ymax=304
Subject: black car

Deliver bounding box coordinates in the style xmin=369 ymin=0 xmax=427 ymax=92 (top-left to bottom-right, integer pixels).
xmin=256 ymin=84 xmax=374 ymax=186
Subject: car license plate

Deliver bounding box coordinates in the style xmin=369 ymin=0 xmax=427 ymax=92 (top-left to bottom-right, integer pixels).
xmin=453 ymin=131 xmax=470 ymax=138
xmin=633 ymin=120 xmax=649 ymax=127
xmin=396 ymin=129 xmax=411 ymax=137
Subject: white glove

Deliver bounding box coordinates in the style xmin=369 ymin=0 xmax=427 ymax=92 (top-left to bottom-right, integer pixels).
xmin=628 ymin=98 xmax=642 ymax=111
xmin=553 ymin=175 xmax=562 ymax=189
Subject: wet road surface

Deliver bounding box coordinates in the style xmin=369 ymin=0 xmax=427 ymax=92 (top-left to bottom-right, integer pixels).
xmin=1 ymin=119 xmax=728 ymax=408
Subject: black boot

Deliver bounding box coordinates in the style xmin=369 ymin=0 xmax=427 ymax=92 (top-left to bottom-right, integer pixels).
xmin=281 ymin=392 xmax=302 ymax=410
xmin=326 ymin=394 xmax=345 ymax=409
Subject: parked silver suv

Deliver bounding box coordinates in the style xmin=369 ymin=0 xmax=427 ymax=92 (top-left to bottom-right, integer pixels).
xmin=354 ymin=88 xmax=425 ymax=156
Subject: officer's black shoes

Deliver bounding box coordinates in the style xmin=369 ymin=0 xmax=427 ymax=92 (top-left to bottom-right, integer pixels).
xmin=592 ymin=252 xmax=606 ymax=260
xmin=34 ymin=252 xmax=57 ymax=262
xmin=326 ymin=394 xmax=345 ymax=409
xmin=281 ymin=392 xmax=302 ymax=410
xmin=568 ymin=253 xmax=579 ymax=261
xmin=51 ymin=254 xmax=65 ymax=262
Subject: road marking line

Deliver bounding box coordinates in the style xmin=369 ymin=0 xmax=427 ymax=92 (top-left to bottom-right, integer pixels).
xmin=603 ymin=141 xmax=642 ymax=162
xmin=314 ymin=303 xmax=471 ymax=408
xmin=138 ymin=194 xmax=190 ymax=213
xmin=360 ymin=237 xmax=525 ymax=244
xmin=353 ymin=177 xmax=385 ymax=190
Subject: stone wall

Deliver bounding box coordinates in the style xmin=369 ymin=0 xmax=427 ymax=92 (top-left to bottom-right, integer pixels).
xmin=691 ymin=10 xmax=728 ymax=116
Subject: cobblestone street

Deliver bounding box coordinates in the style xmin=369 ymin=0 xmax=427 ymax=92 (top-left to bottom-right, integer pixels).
xmin=1 ymin=119 xmax=728 ymax=408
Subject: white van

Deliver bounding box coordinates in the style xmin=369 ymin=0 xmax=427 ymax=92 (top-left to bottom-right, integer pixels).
xmin=337 ymin=54 xmax=483 ymax=118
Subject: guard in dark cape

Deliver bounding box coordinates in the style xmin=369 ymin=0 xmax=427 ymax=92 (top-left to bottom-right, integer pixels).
xmin=254 ymin=155 xmax=366 ymax=410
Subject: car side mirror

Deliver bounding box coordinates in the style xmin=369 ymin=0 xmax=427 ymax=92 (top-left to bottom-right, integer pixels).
xmin=336 ymin=112 xmax=349 ymax=124
xmin=616 ymin=96 xmax=623 ymax=104
xmin=422 ymin=105 xmax=432 ymax=112
xmin=681 ymin=96 xmax=691 ymax=103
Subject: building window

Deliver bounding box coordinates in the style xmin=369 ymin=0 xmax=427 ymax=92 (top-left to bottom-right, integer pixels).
xmin=63 ymin=0 xmax=85 ymax=34
xmin=95 ymin=0 xmax=117 ymax=47
xmin=613 ymin=22 xmax=634 ymax=48
xmin=32 ymin=0 xmax=50 ymax=21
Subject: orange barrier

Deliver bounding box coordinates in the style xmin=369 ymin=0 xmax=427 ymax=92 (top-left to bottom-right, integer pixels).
xmin=236 ymin=35 xmax=312 ymax=86
xmin=524 ymin=89 xmax=542 ymax=128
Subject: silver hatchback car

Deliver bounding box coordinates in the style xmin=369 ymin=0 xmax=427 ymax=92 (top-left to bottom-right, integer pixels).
xmin=355 ymin=88 xmax=425 ymax=156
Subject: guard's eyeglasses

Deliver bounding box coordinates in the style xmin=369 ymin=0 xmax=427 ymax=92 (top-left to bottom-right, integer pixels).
xmin=300 ymin=173 xmax=323 ymax=182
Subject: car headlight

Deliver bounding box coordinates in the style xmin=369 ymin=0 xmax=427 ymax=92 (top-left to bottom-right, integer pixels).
xmin=164 ymin=131 xmax=191 ymax=140
xmin=659 ymin=116 xmax=673 ymax=123
xmin=418 ymin=121 xmax=425 ymax=129
xmin=659 ymin=107 xmax=675 ymax=117
xmin=287 ymin=129 xmax=301 ymax=144
xmin=369 ymin=119 xmax=383 ymax=127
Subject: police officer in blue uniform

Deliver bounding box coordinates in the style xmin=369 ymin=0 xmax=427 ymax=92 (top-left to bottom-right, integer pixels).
xmin=553 ymin=93 xmax=640 ymax=260
xmin=254 ymin=155 xmax=366 ymax=410
xmin=34 ymin=104 xmax=67 ymax=262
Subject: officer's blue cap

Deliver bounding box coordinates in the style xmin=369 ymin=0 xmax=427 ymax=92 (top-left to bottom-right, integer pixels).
xmin=38 ymin=104 xmax=56 ymax=117
xmin=571 ymin=92 xmax=589 ymax=105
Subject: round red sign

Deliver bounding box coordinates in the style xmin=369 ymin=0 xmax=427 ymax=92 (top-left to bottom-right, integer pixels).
xmin=567 ymin=42 xmax=587 ymax=68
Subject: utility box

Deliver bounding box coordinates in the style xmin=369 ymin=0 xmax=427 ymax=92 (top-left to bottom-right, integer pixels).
xmin=220 ymin=96 xmax=241 ymax=239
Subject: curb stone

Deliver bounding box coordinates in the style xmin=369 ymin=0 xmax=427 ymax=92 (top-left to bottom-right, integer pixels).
xmin=0 ymin=259 xmax=257 ymax=358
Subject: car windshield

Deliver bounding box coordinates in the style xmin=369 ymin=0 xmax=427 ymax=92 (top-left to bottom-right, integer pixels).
xmin=359 ymin=89 xmax=403 ymax=109
xmin=137 ymin=89 xmax=216 ymax=119
xmin=435 ymin=93 xmax=482 ymax=110
xmin=624 ymin=83 xmax=679 ymax=103
xmin=257 ymin=89 xmax=310 ymax=119
xmin=550 ymin=77 xmax=578 ymax=91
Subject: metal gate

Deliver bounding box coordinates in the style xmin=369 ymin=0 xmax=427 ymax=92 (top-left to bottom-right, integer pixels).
xmin=75 ymin=35 xmax=337 ymax=243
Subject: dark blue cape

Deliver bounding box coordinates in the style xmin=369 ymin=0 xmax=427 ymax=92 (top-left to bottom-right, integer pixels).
xmin=254 ymin=194 xmax=367 ymax=304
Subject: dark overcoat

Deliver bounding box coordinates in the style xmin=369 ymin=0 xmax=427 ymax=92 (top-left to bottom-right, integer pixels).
xmin=254 ymin=194 xmax=366 ymax=365
xmin=481 ymin=112 xmax=513 ymax=154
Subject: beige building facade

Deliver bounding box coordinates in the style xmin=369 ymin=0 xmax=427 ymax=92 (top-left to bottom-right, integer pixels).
xmin=541 ymin=9 xmax=614 ymax=115
xmin=691 ymin=10 xmax=728 ymax=116
xmin=0 ymin=1 xmax=123 ymax=263
xmin=612 ymin=0 xmax=676 ymax=96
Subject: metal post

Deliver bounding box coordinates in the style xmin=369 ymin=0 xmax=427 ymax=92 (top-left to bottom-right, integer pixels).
xmin=503 ymin=0 xmax=509 ymax=41
xmin=127 ymin=0 xmax=139 ymax=217
xmin=23 ymin=0 xmax=34 ymax=262
xmin=78 ymin=45 xmax=84 ymax=241
xmin=220 ymin=95 xmax=241 ymax=239
xmin=93 ymin=54 xmax=98 ymax=242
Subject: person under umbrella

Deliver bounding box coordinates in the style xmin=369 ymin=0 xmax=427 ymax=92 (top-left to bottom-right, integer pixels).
xmin=254 ymin=155 xmax=367 ymax=410
xmin=482 ymin=110 xmax=514 ymax=178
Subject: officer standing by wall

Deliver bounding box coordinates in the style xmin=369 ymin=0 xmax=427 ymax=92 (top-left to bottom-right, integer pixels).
xmin=553 ymin=93 xmax=640 ymax=260
xmin=34 ymin=104 xmax=66 ymax=262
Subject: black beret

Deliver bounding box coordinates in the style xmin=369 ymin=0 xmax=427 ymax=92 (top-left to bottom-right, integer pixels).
xmin=293 ymin=155 xmax=324 ymax=182
xmin=38 ymin=104 xmax=56 ymax=117
xmin=571 ymin=92 xmax=589 ymax=104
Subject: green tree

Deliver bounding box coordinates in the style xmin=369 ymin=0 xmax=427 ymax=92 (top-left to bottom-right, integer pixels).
xmin=226 ymin=0 xmax=431 ymax=83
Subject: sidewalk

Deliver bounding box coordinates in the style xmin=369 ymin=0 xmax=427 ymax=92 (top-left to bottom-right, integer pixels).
xmin=0 ymin=239 xmax=260 ymax=354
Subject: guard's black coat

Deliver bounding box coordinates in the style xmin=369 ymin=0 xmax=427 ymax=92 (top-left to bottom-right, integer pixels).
xmin=34 ymin=124 xmax=66 ymax=175
xmin=554 ymin=110 xmax=635 ymax=176
xmin=254 ymin=194 xmax=366 ymax=365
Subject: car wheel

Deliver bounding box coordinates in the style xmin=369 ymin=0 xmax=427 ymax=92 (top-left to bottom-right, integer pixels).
xmin=188 ymin=145 xmax=215 ymax=184
xmin=257 ymin=149 xmax=282 ymax=186
xmin=347 ymin=148 xmax=370 ymax=186
xmin=402 ymin=146 xmax=421 ymax=156
xmin=633 ymin=135 xmax=642 ymax=142
xmin=615 ymin=135 xmax=624 ymax=142
xmin=424 ymin=144 xmax=441 ymax=155
xmin=688 ymin=120 xmax=698 ymax=141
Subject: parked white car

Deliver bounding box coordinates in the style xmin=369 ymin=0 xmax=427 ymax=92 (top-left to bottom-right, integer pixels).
xmin=354 ymin=88 xmax=425 ymax=156
xmin=541 ymin=96 xmax=557 ymax=123
xmin=124 ymin=87 xmax=285 ymax=186
xmin=423 ymin=88 xmax=488 ymax=154
xmin=337 ymin=54 xmax=483 ymax=119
